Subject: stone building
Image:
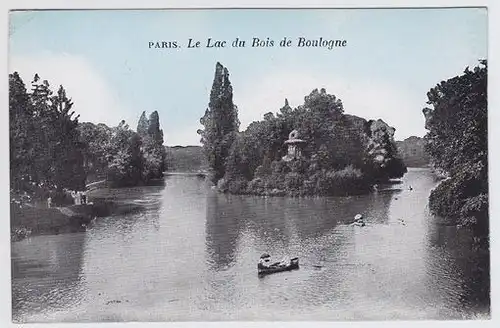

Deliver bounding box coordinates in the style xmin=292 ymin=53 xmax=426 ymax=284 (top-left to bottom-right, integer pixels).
xmin=282 ymin=130 xmax=307 ymax=162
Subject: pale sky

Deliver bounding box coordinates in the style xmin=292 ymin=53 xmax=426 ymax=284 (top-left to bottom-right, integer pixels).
xmin=9 ymin=8 xmax=487 ymax=145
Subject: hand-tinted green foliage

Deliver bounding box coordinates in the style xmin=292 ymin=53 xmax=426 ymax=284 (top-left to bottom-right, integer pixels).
xmin=79 ymin=111 xmax=167 ymax=187
xmin=9 ymin=72 xmax=86 ymax=195
xmin=78 ymin=122 xmax=113 ymax=182
xmin=10 ymin=72 xmax=168 ymax=199
xmin=139 ymin=111 xmax=167 ymax=182
xmin=136 ymin=111 xmax=149 ymax=137
xmin=106 ymin=121 xmax=144 ymax=187
xmin=363 ymin=120 xmax=407 ymax=182
xmin=216 ymin=84 xmax=405 ymax=196
xmin=423 ymin=60 xmax=487 ymax=233
xmin=9 ymin=72 xmax=34 ymax=192
xmin=49 ymin=85 xmax=87 ymax=190
xmin=79 ymin=120 xmax=141 ymax=187
xmin=198 ymin=62 xmax=240 ymax=184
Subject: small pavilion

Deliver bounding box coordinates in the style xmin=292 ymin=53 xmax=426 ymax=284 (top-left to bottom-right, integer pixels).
xmin=282 ymin=130 xmax=307 ymax=162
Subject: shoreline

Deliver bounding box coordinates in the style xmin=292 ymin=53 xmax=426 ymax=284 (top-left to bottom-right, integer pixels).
xmin=10 ymin=191 xmax=145 ymax=242
xmin=10 ymin=168 xmax=430 ymax=241
xmin=213 ymin=177 xmax=407 ymax=198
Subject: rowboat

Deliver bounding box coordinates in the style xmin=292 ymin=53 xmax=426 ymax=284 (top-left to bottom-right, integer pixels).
xmin=350 ymin=214 xmax=365 ymax=226
xmin=258 ymin=257 xmax=299 ymax=276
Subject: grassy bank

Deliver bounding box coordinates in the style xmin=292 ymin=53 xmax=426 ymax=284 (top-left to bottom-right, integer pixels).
xmin=10 ymin=190 xmax=145 ymax=242
xmin=11 ymin=205 xmax=94 ymax=241
xmin=217 ymin=163 xmax=374 ymax=197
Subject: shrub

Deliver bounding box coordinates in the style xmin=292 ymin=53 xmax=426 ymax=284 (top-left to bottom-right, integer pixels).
xmin=316 ymin=165 xmax=366 ymax=196
xmin=429 ymin=173 xmax=489 ymax=228
xmin=303 ymin=178 xmax=316 ymax=195
xmin=217 ymin=178 xmax=228 ymax=192
xmin=284 ymin=172 xmax=304 ymax=191
xmin=227 ymin=177 xmax=248 ymax=194
xmin=429 ymin=176 xmax=466 ymax=221
xmin=460 ymin=194 xmax=488 ymax=222
xmin=289 ymin=158 xmax=308 ymax=174
xmin=271 ymin=160 xmax=290 ymax=175
xmin=247 ymin=178 xmax=265 ymax=195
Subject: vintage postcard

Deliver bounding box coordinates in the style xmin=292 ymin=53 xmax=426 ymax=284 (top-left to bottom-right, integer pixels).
xmin=7 ymin=6 xmax=489 ymax=324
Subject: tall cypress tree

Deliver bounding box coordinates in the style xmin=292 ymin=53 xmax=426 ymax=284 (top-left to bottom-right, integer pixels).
xmin=147 ymin=111 xmax=164 ymax=145
xmin=137 ymin=110 xmax=166 ymax=181
xmin=30 ymin=74 xmax=54 ymax=188
xmin=198 ymin=62 xmax=240 ymax=184
xmin=49 ymin=85 xmax=86 ymax=191
xmin=137 ymin=111 xmax=149 ymax=138
xmin=147 ymin=110 xmax=166 ymax=173
xmin=9 ymin=72 xmax=34 ymax=191
xmin=10 ymin=73 xmax=86 ymax=193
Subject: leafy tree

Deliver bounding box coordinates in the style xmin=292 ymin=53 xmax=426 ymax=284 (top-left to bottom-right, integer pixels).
xmin=9 ymin=72 xmax=88 ymax=209
xmin=138 ymin=110 xmax=166 ymax=181
xmin=198 ymin=62 xmax=240 ymax=184
xmin=424 ymin=60 xmax=487 ymax=234
xmin=30 ymin=74 xmax=52 ymax=116
xmin=79 ymin=115 xmax=166 ymax=187
xmin=137 ymin=111 xmax=149 ymax=137
xmin=10 ymin=71 xmax=171 ymax=199
xmin=224 ymin=132 xmax=255 ymax=181
xmin=78 ymin=122 xmax=113 ymax=181
xmin=48 ymin=85 xmax=86 ymax=191
xmin=303 ymin=88 xmax=344 ymax=115
xmin=29 ymin=74 xmax=55 ymax=188
xmin=147 ymin=111 xmax=164 ymax=144
xmin=214 ymin=87 xmax=405 ymax=196
xmin=9 ymin=72 xmax=34 ymax=192
xmin=363 ymin=119 xmax=407 ymax=181
xmin=79 ymin=110 xmax=167 ymax=187
xmin=107 ymin=120 xmax=143 ymax=187
xmin=11 ymin=74 xmax=86 ymax=192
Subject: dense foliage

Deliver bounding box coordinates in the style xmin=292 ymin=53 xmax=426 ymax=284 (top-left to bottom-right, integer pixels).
xmin=78 ymin=122 xmax=114 ymax=182
xmin=198 ymin=62 xmax=240 ymax=184
xmin=220 ymin=89 xmax=406 ymax=196
xmin=105 ymin=121 xmax=144 ymax=187
xmin=198 ymin=64 xmax=406 ymax=196
xmin=10 ymin=73 xmax=86 ymax=196
xmin=78 ymin=112 xmax=167 ymax=187
xmin=10 ymin=72 xmax=167 ymax=203
xmin=137 ymin=111 xmax=167 ymax=182
xmin=423 ymin=60 xmax=488 ymax=233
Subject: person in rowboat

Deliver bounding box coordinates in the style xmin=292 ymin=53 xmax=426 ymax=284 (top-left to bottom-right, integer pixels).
xmin=351 ymin=214 xmax=366 ymax=227
xmin=259 ymin=254 xmax=272 ymax=268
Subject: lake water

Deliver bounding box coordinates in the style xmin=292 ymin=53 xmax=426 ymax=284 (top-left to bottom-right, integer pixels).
xmin=11 ymin=168 xmax=490 ymax=322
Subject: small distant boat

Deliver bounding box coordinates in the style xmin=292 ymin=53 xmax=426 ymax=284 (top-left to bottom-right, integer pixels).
xmin=350 ymin=214 xmax=365 ymax=227
xmin=258 ymin=257 xmax=299 ymax=276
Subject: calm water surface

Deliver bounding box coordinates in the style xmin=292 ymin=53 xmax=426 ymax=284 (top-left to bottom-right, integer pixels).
xmin=11 ymin=168 xmax=490 ymax=322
